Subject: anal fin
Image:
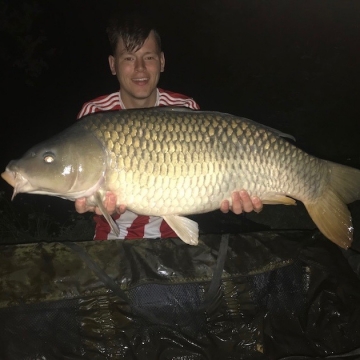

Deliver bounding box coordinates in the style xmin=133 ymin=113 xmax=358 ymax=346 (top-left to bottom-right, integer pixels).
xmin=162 ymin=215 xmax=199 ymax=245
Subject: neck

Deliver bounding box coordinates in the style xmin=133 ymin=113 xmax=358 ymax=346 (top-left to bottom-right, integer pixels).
xmin=119 ymin=89 xmax=158 ymax=109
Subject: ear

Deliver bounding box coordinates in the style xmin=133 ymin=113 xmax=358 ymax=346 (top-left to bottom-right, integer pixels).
xmin=160 ymin=52 xmax=165 ymax=73
xmin=108 ymin=55 xmax=116 ymax=75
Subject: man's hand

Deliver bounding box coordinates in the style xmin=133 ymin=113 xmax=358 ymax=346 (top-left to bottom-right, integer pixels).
xmin=74 ymin=192 xmax=126 ymax=215
xmin=220 ymin=190 xmax=263 ymax=214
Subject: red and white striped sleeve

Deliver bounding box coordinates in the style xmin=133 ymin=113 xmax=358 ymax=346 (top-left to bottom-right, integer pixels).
xmin=77 ymin=92 xmax=122 ymax=119
xmin=158 ymin=88 xmax=200 ymax=110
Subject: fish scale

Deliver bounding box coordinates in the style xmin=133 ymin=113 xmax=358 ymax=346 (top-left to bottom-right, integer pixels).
xmin=82 ymin=111 xmax=239 ymax=215
xmin=81 ymin=110 xmax=333 ymax=216
xmin=2 ymin=107 xmax=360 ymax=248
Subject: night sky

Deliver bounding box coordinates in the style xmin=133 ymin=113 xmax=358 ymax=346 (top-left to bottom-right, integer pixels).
xmin=1 ymin=0 xmax=360 ymax=224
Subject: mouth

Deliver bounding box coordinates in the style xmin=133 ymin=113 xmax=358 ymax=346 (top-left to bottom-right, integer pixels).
xmin=1 ymin=170 xmax=16 ymax=188
xmin=1 ymin=169 xmax=23 ymax=200
xmin=132 ymin=77 xmax=149 ymax=84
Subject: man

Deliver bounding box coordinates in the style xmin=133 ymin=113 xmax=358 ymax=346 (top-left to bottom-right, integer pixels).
xmin=75 ymin=13 xmax=263 ymax=240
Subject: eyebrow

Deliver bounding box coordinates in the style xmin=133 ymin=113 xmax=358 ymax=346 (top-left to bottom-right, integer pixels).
xmin=118 ymin=49 xmax=159 ymax=56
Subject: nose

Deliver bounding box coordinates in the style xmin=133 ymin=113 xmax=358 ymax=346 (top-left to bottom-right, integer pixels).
xmin=135 ymin=58 xmax=145 ymax=71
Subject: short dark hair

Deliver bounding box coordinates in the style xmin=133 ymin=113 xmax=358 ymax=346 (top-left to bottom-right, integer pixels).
xmin=106 ymin=11 xmax=162 ymax=54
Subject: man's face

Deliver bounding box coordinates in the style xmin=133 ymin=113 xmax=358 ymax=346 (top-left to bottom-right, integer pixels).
xmin=108 ymin=30 xmax=165 ymax=107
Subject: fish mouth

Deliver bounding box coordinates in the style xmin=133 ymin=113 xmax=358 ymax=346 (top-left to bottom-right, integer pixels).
xmin=1 ymin=167 xmax=106 ymax=201
xmin=1 ymin=169 xmax=15 ymax=188
xmin=1 ymin=169 xmax=28 ymax=200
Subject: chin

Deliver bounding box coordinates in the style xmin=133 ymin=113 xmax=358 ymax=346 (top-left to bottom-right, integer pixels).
xmin=134 ymin=91 xmax=153 ymax=100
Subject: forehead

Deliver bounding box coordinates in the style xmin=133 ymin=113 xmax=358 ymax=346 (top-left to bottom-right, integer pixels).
xmin=117 ymin=31 xmax=160 ymax=55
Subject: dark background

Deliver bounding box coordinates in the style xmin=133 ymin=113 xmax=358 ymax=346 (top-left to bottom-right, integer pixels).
xmin=0 ymin=0 xmax=359 ymax=239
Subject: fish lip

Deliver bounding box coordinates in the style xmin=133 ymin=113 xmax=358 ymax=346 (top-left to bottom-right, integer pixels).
xmin=1 ymin=169 xmax=15 ymax=188
xmin=1 ymin=169 xmax=28 ymax=200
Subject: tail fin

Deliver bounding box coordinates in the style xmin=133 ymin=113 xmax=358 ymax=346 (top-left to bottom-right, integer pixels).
xmin=304 ymin=161 xmax=360 ymax=249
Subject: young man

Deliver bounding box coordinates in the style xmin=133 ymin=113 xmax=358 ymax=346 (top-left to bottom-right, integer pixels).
xmin=75 ymin=13 xmax=263 ymax=240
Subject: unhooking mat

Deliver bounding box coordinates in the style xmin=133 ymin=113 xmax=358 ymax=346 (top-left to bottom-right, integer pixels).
xmin=0 ymin=230 xmax=360 ymax=360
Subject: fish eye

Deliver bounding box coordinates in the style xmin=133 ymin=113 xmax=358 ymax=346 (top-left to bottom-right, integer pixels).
xmin=43 ymin=153 xmax=55 ymax=163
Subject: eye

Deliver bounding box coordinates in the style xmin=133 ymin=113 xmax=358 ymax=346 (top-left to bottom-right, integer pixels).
xmin=145 ymin=54 xmax=157 ymax=61
xmin=44 ymin=153 xmax=55 ymax=163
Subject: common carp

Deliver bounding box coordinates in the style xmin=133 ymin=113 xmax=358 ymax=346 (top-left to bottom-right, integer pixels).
xmin=2 ymin=107 xmax=360 ymax=248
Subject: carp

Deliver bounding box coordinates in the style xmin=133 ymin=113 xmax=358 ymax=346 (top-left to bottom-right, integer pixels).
xmin=2 ymin=107 xmax=360 ymax=248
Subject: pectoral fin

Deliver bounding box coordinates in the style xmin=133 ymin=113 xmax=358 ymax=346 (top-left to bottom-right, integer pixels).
xmin=94 ymin=192 xmax=120 ymax=236
xmin=162 ymin=215 xmax=199 ymax=245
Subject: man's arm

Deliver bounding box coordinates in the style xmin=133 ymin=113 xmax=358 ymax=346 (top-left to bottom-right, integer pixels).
xmin=75 ymin=190 xmax=263 ymax=215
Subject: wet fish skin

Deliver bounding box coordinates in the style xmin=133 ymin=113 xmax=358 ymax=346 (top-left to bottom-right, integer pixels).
xmin=2 ymin=107 xmax=360 ymax=248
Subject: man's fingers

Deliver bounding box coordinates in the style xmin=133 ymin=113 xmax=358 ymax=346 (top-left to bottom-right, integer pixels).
xmin=105 ymin=192 xmax=117 ymax=213
xmin=221 ymin=190 xmax=264 ymax=215
xmin=220 ymin=199 xmax=230 ymax=213
xmin=251 ymin=196 xmax=263 ymax=213
xmin=231 ymin=191 xmax=244 ymax=214
xmin=238 ymin=190 xmax=254 ymax=213
xmin=75 ymin=198 xmax=94 ymax=214
xmin=117 ymin=204 xmax=127 ymax=214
